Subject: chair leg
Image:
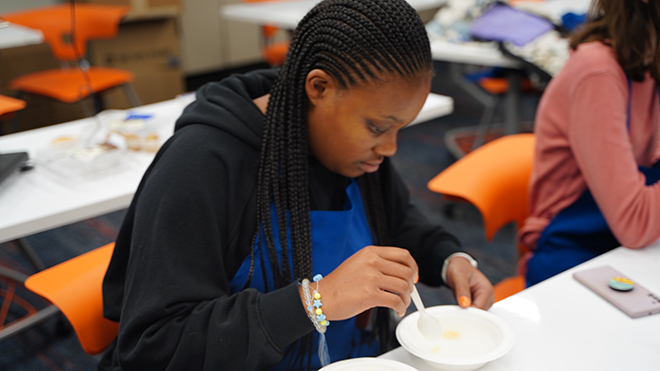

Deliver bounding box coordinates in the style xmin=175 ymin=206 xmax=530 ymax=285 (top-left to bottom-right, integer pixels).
xmin=472 ymin=95 xmax=501 ymax=151
xmin=122 ymin=84 xmax=141 ymax=107
xmin=16 ymin=238 xmax=46 ymax=272
xmin=0 ymin=266 xmax=61 ymax=342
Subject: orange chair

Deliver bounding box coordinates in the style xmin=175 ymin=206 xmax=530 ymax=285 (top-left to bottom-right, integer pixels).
xmin=0 ymin=95 xmax=26 ymax=118
xmin=23 ymin=243 xmax=118 ymax=355
xmin=244 ymin=0 xmax=290 ymax=66
xmin=0 ymin=95 xmax=27 ymax=134
xmin=1 ymin=4 xmax=140 ymax=113
xmin=428 ymin=133 xmax=535 ymax=301
xmin=0 ymin=243 xmax=117 ymax=355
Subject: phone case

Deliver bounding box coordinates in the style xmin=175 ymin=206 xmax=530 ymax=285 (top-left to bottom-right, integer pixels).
xmin=573 ymin=265 xmax=660 ymax=318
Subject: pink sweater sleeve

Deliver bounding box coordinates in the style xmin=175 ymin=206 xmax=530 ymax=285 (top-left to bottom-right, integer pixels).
xmin=569 ymin=72 xmax=660 ymax=248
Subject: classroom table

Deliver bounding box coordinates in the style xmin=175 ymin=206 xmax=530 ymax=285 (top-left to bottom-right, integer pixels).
xmin=0 ymin=92 xmax=452 ymax=245
xmin=0 ymin=96 xmax=192 ymax=245
xmin=0 ymin=22 xmax=43 ymax=50
xmin=221 ymin=0 xmax=447 ymax=29
xmin=380 ymin=242 xmax=660 ymax=370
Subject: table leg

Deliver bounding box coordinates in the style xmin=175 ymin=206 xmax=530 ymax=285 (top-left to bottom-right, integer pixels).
xmin=503 ymin=69 xmax=522 ymax=135
xmin=17 ymin=238 xmax=46 ymax=272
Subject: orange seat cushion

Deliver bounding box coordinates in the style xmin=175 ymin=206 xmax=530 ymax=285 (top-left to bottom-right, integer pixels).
xmin=10 ymin=67 xmax=134 ymax=103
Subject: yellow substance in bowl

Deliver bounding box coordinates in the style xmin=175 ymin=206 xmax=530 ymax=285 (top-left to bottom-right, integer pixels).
xmin=442 ymin=330 xmax=461 ymax=340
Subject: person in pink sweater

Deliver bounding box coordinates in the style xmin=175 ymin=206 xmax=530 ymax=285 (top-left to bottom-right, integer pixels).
xmin=519 ymin=0 xmax=660 ymax=286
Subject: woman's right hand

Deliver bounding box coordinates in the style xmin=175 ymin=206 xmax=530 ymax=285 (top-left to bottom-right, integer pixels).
xmin=303 ymin=245 xmax=418 ymax=320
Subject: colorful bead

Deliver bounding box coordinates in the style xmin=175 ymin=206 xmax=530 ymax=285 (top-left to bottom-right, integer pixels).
xmin=313 ymin=299 xmax=322 ymax=308
xmin=315 ymin=308 xmax=323 ymax=315
xmin=314 ymin=292 xmax=321 ymax=300
xmin=313 ymin=274 xmax=323 ymax=282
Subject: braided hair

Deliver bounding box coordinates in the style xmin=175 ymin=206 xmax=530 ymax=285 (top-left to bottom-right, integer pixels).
xmin=246 ymin=0 xmax=432 ymax=366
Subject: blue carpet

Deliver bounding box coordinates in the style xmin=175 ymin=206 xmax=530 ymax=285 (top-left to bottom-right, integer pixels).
xmin=0 ymin=61 xmax=539 ymax=370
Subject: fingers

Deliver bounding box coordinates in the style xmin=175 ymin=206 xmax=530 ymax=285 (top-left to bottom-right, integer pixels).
xmin=362 ymin=246 xmax=418 ymax=315
xmin=446 ymin=256 xmax=495 ymax=310
xmin=318 ymin=245 xmax=418 ymax=320
xmin=471 ymin=283 xmax=495 ymax=310
xmin=469 ymin=272 xmax=495 ymax=310
xmin=451 ymin=271 xmax=473 ymax=308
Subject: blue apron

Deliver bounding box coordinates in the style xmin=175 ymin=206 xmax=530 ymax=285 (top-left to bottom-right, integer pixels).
xmin=527 ymin=81 xmax=660 ymax=286
xmin=229 ymin=178 xmax=379 ymax=370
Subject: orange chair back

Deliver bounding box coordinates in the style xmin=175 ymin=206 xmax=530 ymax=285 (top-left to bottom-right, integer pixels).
xmin=1 ymin=4 xmax=129 ymax=61
xmin=428 ymin=133 xmax=535 ymax=248
xmin=24 ymin=243 xmax=118 ymax=355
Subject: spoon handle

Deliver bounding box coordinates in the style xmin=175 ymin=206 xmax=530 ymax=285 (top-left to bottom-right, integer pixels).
xmin=411 ymin=285 xmax=427 ymax=314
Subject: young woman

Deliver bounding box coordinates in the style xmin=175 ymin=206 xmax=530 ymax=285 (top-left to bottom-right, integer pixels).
xmin=99 ymin=1 xmax=494 ymax=370
xmin=520 ymin=0 xmax=660 ymax=286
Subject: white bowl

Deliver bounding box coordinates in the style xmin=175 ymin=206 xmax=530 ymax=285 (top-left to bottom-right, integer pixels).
xmin=396 ymin=305 xmax=514 ymax=371
xmin=319 ymin=357 xmax=419 ymax=370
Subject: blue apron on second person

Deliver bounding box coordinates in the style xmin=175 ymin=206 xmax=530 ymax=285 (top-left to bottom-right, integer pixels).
xmin=229 ymin=178 xmax=380 ymax=370
xmin=527 ymin=81 xmax=660 ymax=286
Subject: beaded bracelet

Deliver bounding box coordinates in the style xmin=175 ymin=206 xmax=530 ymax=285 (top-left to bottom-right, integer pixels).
xmin=301 ymin=276 xmax=329 ymax=333
xmin=301 ymin=274 xmax=331 ymax=366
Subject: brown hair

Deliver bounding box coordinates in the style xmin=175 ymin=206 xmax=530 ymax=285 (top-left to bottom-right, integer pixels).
xmin=570 ymin=0 xmax=660 ymax=84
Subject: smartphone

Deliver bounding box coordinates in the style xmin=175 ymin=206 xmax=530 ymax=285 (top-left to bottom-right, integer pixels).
xmin=573 ymin=265 xmax=660 ymax=318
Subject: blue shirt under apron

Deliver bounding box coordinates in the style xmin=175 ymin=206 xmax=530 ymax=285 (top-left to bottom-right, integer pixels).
xmin=527 ymin=81 xmax=660 ymax=286
xmin=229 ymin=178 xmax=379 ymax=370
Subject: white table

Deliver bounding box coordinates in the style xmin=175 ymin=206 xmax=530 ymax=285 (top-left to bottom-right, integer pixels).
xmin=0 ymin=90 xmax=450 ymax=244
xmin=0 ymin=96 xmax=194 ymax=244
xmin=380 ymin=243 xmax=660 ymax=370
xmin=0 ymin=22 xmax=43 ymax=50
xmin=221 ymin=0 xmax=447 ymax=30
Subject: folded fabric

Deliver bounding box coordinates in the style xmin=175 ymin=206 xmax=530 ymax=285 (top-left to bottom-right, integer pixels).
xmin=470 ymin=3 xmax=554 ymax=47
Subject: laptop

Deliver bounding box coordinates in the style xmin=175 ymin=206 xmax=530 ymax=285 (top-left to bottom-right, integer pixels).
xmin=0 ymin=151 xmax=29 ymax=186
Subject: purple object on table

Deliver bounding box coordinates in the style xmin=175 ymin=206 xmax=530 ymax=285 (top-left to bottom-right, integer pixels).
xmin=470 ymin=3 xmax=554 ymax=47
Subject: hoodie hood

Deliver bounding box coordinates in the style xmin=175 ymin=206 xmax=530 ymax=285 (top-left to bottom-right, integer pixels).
xmin=175 ymin=68 xmax=279 ymax=151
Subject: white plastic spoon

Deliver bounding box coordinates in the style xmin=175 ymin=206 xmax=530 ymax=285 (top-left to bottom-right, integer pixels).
xmin=411 ymin=285 xmax=443 ymax=342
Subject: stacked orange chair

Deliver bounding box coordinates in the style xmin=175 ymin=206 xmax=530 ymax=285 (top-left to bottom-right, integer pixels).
xmin=244 ymin=0 xmax=290 ymax=66
xmin=428 ymin=133 xmax=535 ymax=302
xmin=1 ymin=4 xmax=140 ymax=114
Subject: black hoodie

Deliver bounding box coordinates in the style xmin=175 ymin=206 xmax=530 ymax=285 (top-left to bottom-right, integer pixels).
xmin=99 ymin=69 xmax=463 ymax=371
